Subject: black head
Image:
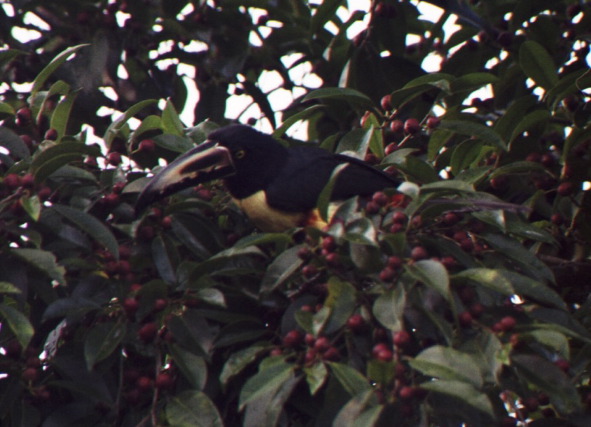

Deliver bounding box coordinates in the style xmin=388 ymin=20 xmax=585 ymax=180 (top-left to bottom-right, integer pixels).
xmin=135 ymin=124 xmax=288 ymax=214
xmin=207 ymin=125 xmax=289 ymax=199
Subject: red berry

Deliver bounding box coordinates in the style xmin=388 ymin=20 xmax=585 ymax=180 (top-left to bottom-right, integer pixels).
xmin=399 ymin=385 xmax=415 ymax=400
xmin=16 ymin=107 xmax=32 ymax=124
xmin=304 ymin=349 xmax=317 ymax=364
xmin=44 ymin=128 xmax=58 ymax=140
xmin=541 ymin=153 xmax=555 ymax=168
xmin=550 ymin=214 xmax=564 ymax=225
xmin=372 ymin=342 xmax=390 ymax=357
xmin=137 ymin=225 xmax=155 ymax=241
xmin=346 ymin=314 xmax=365 ymax=332
xmin=403 ymin=118 xmax=420 ymax=135
xmin=557 ymin=182 xmax=575 ymax=196
xmin=3 ymin=173 xmax=22 ymax=190
xmin=523 ymin=396 xmax=539 ymax=412
xmin=155 ymin=372 xmax=174 ymax=389
xmin=139 ymin=139 xmax=156 ymax=152
xmin=499 ymin=316 xmax=516 ymax=332
xmin=376 ymin=348 xmax=393 ymax=362
xmin=389 ymin=223 xmax=404 ymax=233
xmin=270 ymin=347 xmax=283 ymax=357
xmin=372 ymin=191 xmax=389 ymax=207
xmin=384 ymin=143 xmax=398 ymax=155
xmin=321 ymin=236 xmax=337 ymax=252
xmin=313 ymin=336 xmax=331 ymax=353
xmin=387 ymin=256 xmax=403 ymax=269
xmin=102 ymin=192 xmax=120 ymax=207
xmin=322 ymin=346 xmax=340 ymax=361
xmin=21 ymin=173 xmax=35 ymax=188
xmin=123 ymin=297 xmax=139 ymax=315
xmin=380 ymin=94 xmax=393 ymax=111
xmin=138 ymin=322 xmax=158 ymax=343
xmin=161 ymin=215 xmax=173 ymax=229
xmin=282 ymin=330 xmax=303 ymax=348
xmin=365 ymin=201 xmax=380 ymax=214
xmin=452 ymin=231 xmax=468 ymax=242
xmin=442 ymin=212 xmax=460 ymax=226
xmin=393 ymin=330 xmax=411 ymax=347
xmin=136 ymin=376 xmax=154 ymax=392
xmin=302 ymin=265 xmax=318 ymax=279
xmin=459 ymin=311 xmax=473 ymax=327
xmin=379 ymin=266 xmax=396 ymax=282
xmin=304 ymin=333 xmax=316 ymax=346
xmin=107 ymin=152 xmax=122 ymax=166
xmin=460 ymin=238 xmax=474 ymax=252
xmin=554 ymin=359 xmax=570 ymax=373
xmin=324 ymin=252 xmax=340 ymax=267
xmin=426 ymin=116 xmax=440 ymax=129
xmin=489 ymin=176 xmax=507 ymax=190
xmin=22 ymin=367 xmax=39 ymax=382
xmin=410 ymin=246 xmax=428 ymax=261
xmin=441 ymin=256 xmax=456 ymax=269
xmin=389 ymin=119 xmax=404 ymax=134
xmin=153 ymin=298 xmax=167 ymax=312
xmin=392 ymin=211 xmax=407 ymax=224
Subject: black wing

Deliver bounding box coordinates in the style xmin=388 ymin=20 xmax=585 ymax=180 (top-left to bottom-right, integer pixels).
xmin=264 ymin=146 xmax=400 ymax=212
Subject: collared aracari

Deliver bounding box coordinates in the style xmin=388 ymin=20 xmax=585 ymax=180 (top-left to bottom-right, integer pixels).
xmin=135 ymin=124 xmax=401 ymax=232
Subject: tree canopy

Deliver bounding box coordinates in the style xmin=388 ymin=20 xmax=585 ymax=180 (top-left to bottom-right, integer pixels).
xmin=0 ymin=0 xmax=591 ymax=426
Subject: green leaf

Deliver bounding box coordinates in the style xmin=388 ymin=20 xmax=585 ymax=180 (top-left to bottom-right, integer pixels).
xmin=509 ymin=109 xmax=550 ymax=143
xmin=50 ymin=91 xmax=77 ymax=139
xmin=21 ymin=195 xmax=41 ymax=221
xmin=511 ymin=354 xmax=580 ymax=414
xmin=410 ymin=345 xmax=483 ymax=388
xmin=527 ymin=329 xmax=569 ymax=360
xmin=405 ymin=260 xmax=450 ymax=301
xmin=261 ymin=245 xmax=303 ymax=293
xmin=334 ymin=390 xmax=382 ymax=427
xmin=152 ymin=133 xmax=195 ymax=153
xmin=0 ymin=282 xmax=21 ymax=294
xmin=304 ymin=362 xmax=328 ymax=396
xmin=327 ymin=362 xmax=371 ymax=396
xmin=421 ymin=380 xmax=493 ymax=417
xmin=450 ymin=72 xmax=499 ymax=93
xmin=239 ymin=358 xmax=295 ymax=410
xmin=103 ymin=99 xmax=158 ymax=147
xmin=220 ymin=344 xmax=269 ymax=386
xmin=483 ymin=234 xmax=555 ymax=284
xmin=372 ymin=286 xmax=406 ymax=331
xmin=273 ymin=105 xmax=323 ymax=138
xmin=166 ymin=391 xmax=223 ymax=427
xmin=310 ymin=0 xmax=344 ymax=34
xmin=169 ymin=344 xmax=208 ymax=390
xmin=317 ymin=163 xmax=348 ymax=221
xmin=453 ymin=268 xmax=514 ymax=296
xmin=0 ymin=126 xmax=30 ymax=159
xmin=84 ymin=321 xmax=126 ymax=370
xmin=162 ymin=99 xmax=185 ymax=135
xmin=11 ymin=248 xmax=66 ymax=284
xmin=489 ymin=160 xmax=547 ymax=179
xmin=232 ymin=233 xmax=292 ymax=250
xmin=31 ymin=44 xmax=89 ymax=99
xmin=0 ymin=303 xmax=34 ymax=349
xmin=519 ymin=40 xmax=558 ymax=90
xmin=323 ymin=277 xmax=357 ymax=334
xmin=52 ymin=205 xmax=119 ymax=259
xmin=500 ymin=270 xmax=565 ymax=309
xmin=439 ymin=120 xmax=506 ymax=150
xmin=31 ymin=142 xmax=99 ymax=182
xmin=303 ymin=87 xmax=374 ymax=109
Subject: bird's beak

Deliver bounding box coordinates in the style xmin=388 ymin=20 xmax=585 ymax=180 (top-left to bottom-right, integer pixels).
xmin=135 ymin=141 xmax=235 ymax=214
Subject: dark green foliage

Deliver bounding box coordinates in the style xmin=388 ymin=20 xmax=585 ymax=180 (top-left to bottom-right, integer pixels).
xmin=0 ymin=0 xmax=590 ymax=425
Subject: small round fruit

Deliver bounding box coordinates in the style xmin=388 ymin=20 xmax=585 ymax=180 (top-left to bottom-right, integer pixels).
xmin=380 ymin=94 xmax=393 ymax=111
xmin=410 ymin=246 xmax=428 ymax=261
xmin=123 ymin=297 xmax=139 ymax=315
xmin=313 ymin=336 xmax=331 ymax=353
xmin=499 ymin=316 xmax=516 ymax=332
xmin=139 ymin=139 xmax=156 ymax=152
xmin=403 ymin=118 xmax=421 ymax=135
xmin=107 ymin=152 xmax=122 ymax=166
xmin=393 ymin=330 xmax=411 ymax=347
xmin=389 ymin=119 xmax=404 ymax=134
xmin=557 ymin=182 xmax=575 ymax=196
xmin=155 ymin=372 xmax=174 ymax=389
xmin=346 ymin=314 xmax=365 ymax=332
xmin=44 ymin=128 xmax=58 ymax=140
xmin=375 ymin=348 xmax=393 ymax=362
xmin=379 ymin=266 xmax=396 ymax=282
xmin=22 ymin=367 xmax=39 ymax=382
xmin=282 ymin=330 xmax=303 ymax=348
xmin=138 ymin=322 xmax=158 ymax=343
xmin=136 ymin=376 xmax=154 ymax=392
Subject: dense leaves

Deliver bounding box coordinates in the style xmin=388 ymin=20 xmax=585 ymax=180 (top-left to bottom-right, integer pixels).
xmin=0 ymin=0 xmax=591 ymax=426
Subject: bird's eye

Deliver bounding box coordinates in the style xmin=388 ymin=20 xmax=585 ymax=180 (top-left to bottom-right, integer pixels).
xmin=234 ymin=149 xmax=246 ymax=159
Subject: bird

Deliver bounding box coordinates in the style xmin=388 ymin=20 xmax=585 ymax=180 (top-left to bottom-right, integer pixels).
xmin=135 ymin=124 xmax=401 ymax=232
